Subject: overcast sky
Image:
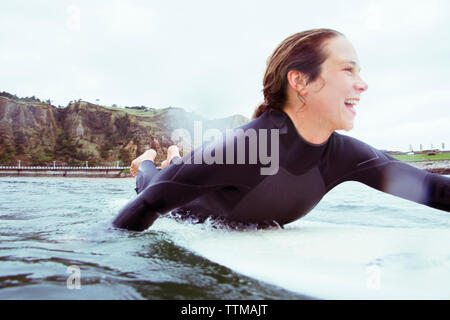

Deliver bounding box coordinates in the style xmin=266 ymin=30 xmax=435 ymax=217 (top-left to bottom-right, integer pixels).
xmin=1 ymin=0 xmax=449 ymax=151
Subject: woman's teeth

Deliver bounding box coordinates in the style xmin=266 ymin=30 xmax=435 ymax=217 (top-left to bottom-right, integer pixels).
xmin=344 ymin=100 xmax=358 ymax=106
xmin=344 ymin=100 xmax=357 ymax=115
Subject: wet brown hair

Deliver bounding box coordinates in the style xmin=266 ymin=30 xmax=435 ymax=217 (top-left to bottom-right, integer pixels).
xmin=252 ymin=28 xmax=343 ymax=119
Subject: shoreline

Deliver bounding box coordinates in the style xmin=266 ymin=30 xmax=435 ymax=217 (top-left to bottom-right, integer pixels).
xmin=408 ymin=160 xmax=450 ymax=174
xmin=0 ymin=160 xmax=449 ymax=178
xmin=0 ymin=167 xmax=132 ymax=178
xmin=0 ymin=172 xmax=133 ymax=178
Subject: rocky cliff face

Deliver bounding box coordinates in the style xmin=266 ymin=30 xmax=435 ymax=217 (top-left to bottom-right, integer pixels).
xmin=0 ymin=94 xmax=249 ymax=166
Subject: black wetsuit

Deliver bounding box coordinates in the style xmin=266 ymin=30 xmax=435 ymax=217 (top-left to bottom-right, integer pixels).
xmin=113 ymin=109 xmax=450 ymax=231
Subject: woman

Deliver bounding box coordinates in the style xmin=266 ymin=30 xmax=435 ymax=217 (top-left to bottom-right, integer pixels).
xmin=113 ymin=29 xmax=449 ymax=231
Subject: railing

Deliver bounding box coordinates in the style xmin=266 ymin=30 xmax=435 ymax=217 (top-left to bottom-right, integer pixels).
xmin=0 ymin=166 xmax=129 ymax=170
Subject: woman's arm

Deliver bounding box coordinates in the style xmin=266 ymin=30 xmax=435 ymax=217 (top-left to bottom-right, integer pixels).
xmin=113 ymin=167 xmax=226 ymax=231
xmin=327 ymin=134 xmax=450 ymax=212
xmin=112 ymin=139 xmax=255 ymax=231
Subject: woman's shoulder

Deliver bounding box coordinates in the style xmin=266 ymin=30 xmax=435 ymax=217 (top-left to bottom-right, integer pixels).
xmin=328 ymin=132 xmax=394 ymax=167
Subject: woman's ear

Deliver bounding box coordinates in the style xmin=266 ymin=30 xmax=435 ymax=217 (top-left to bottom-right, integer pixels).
xmin=286 ymin=70 xmax=308 ymax=96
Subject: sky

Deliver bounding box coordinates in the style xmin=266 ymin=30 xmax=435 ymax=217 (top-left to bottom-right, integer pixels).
xmin=0 ymin=0 xmax=449 ymax=151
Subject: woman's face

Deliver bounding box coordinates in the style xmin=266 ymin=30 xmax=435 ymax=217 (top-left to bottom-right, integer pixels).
xmin=305 ymin=36 xmax=368 ymax=131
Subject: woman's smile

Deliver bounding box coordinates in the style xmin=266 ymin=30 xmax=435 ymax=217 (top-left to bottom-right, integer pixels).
xmin=344 ymin=98 xmax=359 ymax=116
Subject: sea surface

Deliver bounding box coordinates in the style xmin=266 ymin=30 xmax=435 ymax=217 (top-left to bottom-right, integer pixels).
xmin=0 ymin=176 xmax=449 ymax=300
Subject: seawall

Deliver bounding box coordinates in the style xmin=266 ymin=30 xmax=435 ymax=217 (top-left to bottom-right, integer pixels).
xmin=0 ymin=166 xmax=132 ymax=178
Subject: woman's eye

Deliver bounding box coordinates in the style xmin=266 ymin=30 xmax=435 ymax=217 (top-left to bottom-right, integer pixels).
xmin=345 ymin=68 xmax=353 ymax=73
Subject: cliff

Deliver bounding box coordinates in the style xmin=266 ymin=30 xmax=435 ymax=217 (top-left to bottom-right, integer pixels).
xmin=0 ymin=92 xmax=249 ymax=166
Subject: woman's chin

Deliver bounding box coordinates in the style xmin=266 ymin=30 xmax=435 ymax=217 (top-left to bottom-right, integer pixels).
xmin=340 ymin=120 xmax=354 ymax=132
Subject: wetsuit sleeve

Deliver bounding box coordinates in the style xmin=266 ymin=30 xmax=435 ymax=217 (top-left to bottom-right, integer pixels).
xmin=326 ymin=134 xmax=450 ymax=212
xmin=112 ymin=140 xmax=255 ymax=231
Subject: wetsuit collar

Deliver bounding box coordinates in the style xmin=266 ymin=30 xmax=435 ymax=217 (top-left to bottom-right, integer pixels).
xmin=269 ymin=109 xmax=333 ymax=147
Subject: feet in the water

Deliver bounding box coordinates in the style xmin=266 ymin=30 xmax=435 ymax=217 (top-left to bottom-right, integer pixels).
xmin=161 ymin=145 xmax=181 ymax=169
xmin=130 ymin=149 xmax=157 ymax=177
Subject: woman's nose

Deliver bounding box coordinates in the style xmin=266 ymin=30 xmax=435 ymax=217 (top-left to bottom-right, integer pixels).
xmin=356 ymin=76 xmax=368 ymax=92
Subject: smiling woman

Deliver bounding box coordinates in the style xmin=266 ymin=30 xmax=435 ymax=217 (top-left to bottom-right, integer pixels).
xmin=113 ymin=28 xmax=449 ymax=232
xmin=254 ymin=29 xmax=368 ymax=142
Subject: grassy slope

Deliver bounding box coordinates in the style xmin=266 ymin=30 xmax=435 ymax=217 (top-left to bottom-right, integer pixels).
xmin=103 ymin=105 xmax=161 ymax=117
xmin=391 ymin=153 xmax=450 ymax=162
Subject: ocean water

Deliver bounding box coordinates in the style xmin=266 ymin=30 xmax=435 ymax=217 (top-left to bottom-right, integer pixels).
xmin=0 ymin=176 xmax=449 ymax=300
